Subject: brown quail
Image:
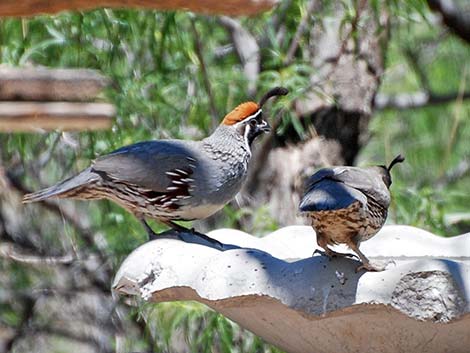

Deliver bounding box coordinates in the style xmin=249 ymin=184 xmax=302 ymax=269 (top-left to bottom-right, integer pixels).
xmin=299 ymin=155 xmax=405 ymax=271
xmin=23 ymin=87 xmax=288 ymax=244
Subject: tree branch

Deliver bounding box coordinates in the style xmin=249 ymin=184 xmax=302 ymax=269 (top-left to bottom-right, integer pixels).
xmin=1 ymin=170 xmax=154 ymax=351
xmin=270 ymin=0 xmax=294 ymax=34
xmin=191 ymin=19 xmax=219 ymax=128
xmin=331 ymin=0 xmax=368 ymax=65
xmin=428 ymin=0 xmax=470 ymax=43
xmin=219 ymin=16 xmax=260 ymax=96
xmin=374 ymin=90 xmax=470 ymax=110
xmin=402 ymin=47 xmax=432 ymax=93
xmin=0 ymin=242 xmax=75 ymax=265
xmin=35 ymin=327 xmax=114 ymax=353
xmin=4 ymin=170 xmax=113 ymax=293
xmin=258 ymin=0 xmax=294 ymax=50
xmin=5 ymin=170 xmax=109 ymax=263
xmin=284 ymin=0 xmax=317 ymax=66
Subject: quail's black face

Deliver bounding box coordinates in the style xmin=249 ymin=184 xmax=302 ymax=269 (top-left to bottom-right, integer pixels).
xmin=378 ymin=167 xmax=392 ymax=188
xmin=380 ymin=154 xmax=405 ymax=188
xmin=247 ymin=112 xmax=271 ymax=142
xmin=227 ymin=86 xmax=287 ymax=148
xmin=237 ymin=110 xmax=271 ymax=146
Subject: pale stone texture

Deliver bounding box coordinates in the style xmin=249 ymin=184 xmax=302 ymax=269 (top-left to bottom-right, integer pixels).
xmin=114 ymin=226 xmax=470 ymax=353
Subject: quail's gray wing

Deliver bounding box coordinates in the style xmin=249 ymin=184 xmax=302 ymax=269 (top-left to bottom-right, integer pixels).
xmin=299 ymin=178 xmax=367 ymax=212
xmin=91 ymin=140 xmax=197 ymax=192
xmin=303 ymin=168 xmax=337 ymax=188
xmin=327 ymin=167 xmax=390 ymax=208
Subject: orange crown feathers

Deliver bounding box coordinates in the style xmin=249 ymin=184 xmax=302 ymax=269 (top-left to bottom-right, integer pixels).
xmin=221 ymin=102 xmax=260 ymax=126
xmin=221 ymin=87 xmax=289 ymax=126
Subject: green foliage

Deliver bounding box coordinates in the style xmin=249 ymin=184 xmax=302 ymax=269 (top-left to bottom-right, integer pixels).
xmin=142 ymin=302 xmax=283 ymax=353
xmin=1 ymin=1 xmax=470 ymax=351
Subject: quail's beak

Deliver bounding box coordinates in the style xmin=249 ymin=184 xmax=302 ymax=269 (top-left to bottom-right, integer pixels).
xmin=259 ymin=120 xmax=271 ymax=133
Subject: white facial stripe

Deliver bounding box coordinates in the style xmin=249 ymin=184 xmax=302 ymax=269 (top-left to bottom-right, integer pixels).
xmin=243 ymin=123 xmax=252 ymax=156
xmin=247 ymin=109 xmax=262 ymax=120
xmin=233 ymin=109 xmax=262 ymax=127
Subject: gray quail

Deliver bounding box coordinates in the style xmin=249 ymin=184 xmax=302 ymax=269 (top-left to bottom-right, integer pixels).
xmin=23 ymin=87 xmax=288 ymax=244
xmin=299 ymin=155 xmax=405 ymax=271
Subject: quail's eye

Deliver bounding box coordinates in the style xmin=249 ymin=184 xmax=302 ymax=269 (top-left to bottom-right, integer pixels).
xmin=249 ymin=119 xmax=257 ymax=127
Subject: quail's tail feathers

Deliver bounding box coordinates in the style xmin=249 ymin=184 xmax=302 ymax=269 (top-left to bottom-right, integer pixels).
xmin=22 ymin=168 xmax=99 ymax=203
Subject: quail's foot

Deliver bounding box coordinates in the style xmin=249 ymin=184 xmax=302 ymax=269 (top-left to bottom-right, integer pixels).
xmin=167 ymin=221 xmax=224 ymax=249
xmin=313 ymin=248 xmax=359 ymax=260
xmin=355 ymin=261 xmax=386 ymax=272
xmin=346 ymin=242 xmax=385 ymax=272
xmin=190 ymin=229 xmax=224 ymax=250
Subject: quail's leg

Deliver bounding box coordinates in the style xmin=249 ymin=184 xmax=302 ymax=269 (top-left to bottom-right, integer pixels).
xmin=347 ymin=241 xmax=385 ymax=272
xmin=140 ymin=219 xmax=159 ymax=241
xmin=166 ymin=221 xmax=224 ymax=249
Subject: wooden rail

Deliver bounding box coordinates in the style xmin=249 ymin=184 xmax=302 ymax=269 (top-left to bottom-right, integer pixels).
xmin=0 ymin=67 xmax=114 ymax=132
xmin=0 ymin=67 xmax=110 ymax=101
xmin=0 ymin=0 xmax=275 ymax=17
xmin=0 ymin=102 xmax=115 ymax=132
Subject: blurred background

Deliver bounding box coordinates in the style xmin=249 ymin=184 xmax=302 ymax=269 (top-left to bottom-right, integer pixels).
xmin=0 ymin=0 xmax=469 ymax=352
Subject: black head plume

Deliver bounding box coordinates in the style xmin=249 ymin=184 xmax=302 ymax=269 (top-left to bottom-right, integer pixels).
xmin=387 ymin=154 xmax=405 ymax=171
xmin=259 ymin=87 xmax=289 ymax=107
